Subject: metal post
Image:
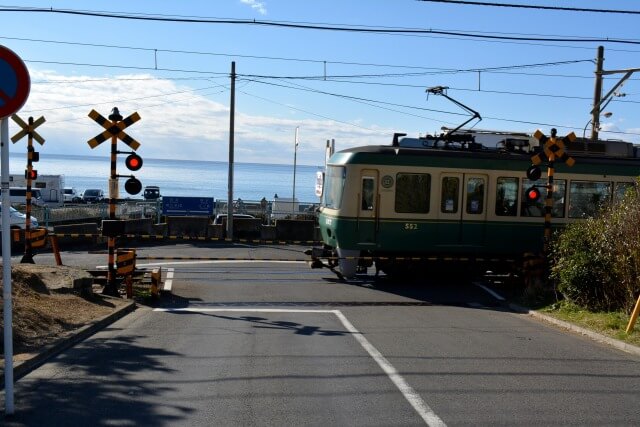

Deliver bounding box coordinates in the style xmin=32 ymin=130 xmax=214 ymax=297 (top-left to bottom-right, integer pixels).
xmin=227 ymin=62 xmax=236 ymax=240
xmin=2 ymin=118 xmax=15 ymax=414
xmin=104 ymin=107 xmax=122 ymax=297
xmin=543 ymin=129 xmax=557 ymax=255
xmin=21 ymin=116 xmax=35 ymax=263
xmin=591 ymin=46 xmax=604 ymax=142
xmin=293 ymin=126 xmax=299 ymax=216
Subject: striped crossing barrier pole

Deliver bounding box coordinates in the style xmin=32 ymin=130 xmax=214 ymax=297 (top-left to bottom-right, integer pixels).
xmin=544 ymin=152 xmax=555 ymax=255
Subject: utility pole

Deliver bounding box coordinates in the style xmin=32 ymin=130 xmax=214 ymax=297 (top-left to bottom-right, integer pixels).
xmin=589 ymin=46 xmax=640 ymax=143
xmin=590 ymin=46 xmax=604 ymax=142
xmin=227 ymin=61 xmax=236 ymax=240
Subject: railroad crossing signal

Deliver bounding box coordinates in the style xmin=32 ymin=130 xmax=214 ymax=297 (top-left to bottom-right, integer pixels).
xmin=528 ymin=128 xmax=577 ymax=256
xmin=11 ymin=114 xmax=46 ymax=264
xmin=531 ymin=129 xmax=576 ymax=166
xmin=87 ymin=107 xmax=142 ymax=297
xmin=11 ymin=114 xmax=45 ymax=145
xmin=87 ymin=109 xmax=140 ymax=149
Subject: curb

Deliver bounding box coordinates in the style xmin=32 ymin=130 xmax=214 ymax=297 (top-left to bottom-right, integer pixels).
xmin=1 ymin=299 xmax=136 ymax=388
xmin=509 ymin=303 xmax=640 ymax=357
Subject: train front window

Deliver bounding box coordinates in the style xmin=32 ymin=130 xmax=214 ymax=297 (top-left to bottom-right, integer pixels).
xmin=568 ymin=181 xmax=611 ymax=218
xmin=395 ymin=173 xmax=430 ymax=213
xmin=495 ymin=177 xmax=518 ymax=216
xmin=521 ymin=179 xmax=566 ymax=217
xmin=322 ymin=166 xmax=346 ymax=209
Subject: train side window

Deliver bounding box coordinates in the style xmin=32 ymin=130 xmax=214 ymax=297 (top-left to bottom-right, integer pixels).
xmin=466 ymin=177 xmax=485 ymax=214
xmin=395 ymin=173 xmax=430 ymax=213
xmin=361 ymin=177 xmax=375 ymax=211
xmin=495 ymin=177 xmax=518 ymax=216
xmin=521 ymin=179 xmax=566 ymax=217
xmin=440 ymin=177 xmax=459 ymax=213
xmin=568 ymin=181 xmax=611 ymax=218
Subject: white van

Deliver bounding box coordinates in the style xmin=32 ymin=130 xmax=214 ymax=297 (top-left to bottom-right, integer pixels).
xmin=0 ymin=187 xmax=46 ymax=207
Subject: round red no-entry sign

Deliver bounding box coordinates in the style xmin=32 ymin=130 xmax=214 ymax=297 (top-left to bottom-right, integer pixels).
xmin=0 ymin=46 xmax=30 ymax=119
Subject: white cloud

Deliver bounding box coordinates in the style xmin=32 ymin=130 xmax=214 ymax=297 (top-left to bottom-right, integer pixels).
xmin=240 ymin=0 xmax=267 ymax=15
xmin=16 ymin=70 xmax=394 ymax=165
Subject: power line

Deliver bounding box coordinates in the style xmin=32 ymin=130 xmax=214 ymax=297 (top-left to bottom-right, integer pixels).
xmin=242 ymin=76 xmax=640 ymax=137
xmin=417 ymin=1 xmax=640 ymax=15
xmin=1 ymin=34 xmax=600 ymax=72
xmin=1 ymin=6 xmax=640 ymax=44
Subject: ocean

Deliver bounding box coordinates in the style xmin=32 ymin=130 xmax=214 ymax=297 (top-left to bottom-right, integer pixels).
xmin=6 ymin=153 xmax=323 ymax=203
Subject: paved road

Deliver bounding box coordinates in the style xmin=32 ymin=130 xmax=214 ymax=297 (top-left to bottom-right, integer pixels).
xmin=4 ymin=243 xmax=640 ymax=425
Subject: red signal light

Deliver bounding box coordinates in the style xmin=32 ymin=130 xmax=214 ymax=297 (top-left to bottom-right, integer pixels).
xmin=125 ymin=153 xmax=143 ymax=171
xmin=25 ymin=169 xmax=37 ymax=180
xmin=525 ymin=186 xmax=541 ymax=201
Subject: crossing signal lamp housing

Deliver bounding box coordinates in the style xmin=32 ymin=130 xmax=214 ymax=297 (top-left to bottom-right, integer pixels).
xmin=526 ymin=165 xmax=541 ymax=181
xmin=125 ymin=153 xmax=143 ymax=171
xmin=525 ymin=186 xmax=541 ymax=202
xmin=124 ymin=177 xmax=142 ymax=195
xmin=123 ymin=152 xmax=143 ymax=194
xmin=25 ymin=169 xmax=37 ymax=180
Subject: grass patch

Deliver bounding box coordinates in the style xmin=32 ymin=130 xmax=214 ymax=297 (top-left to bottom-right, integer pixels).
xmin=538 ymin=300 xmax=640 ymax=347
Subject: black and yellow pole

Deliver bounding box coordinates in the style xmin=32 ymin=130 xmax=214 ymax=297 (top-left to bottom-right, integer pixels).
xmin=21 ymin=117 xmax=36 ymax=263
xmin=532 ymin=128 xmax=576 ymax=257
xmin=87 ymin=107 xmax=141 ymax=296
xmin=11 ymin=114 xmax=45 ymax=263
xmin=543 ymin=131 xmax=557 ymax=255
xmin=105 ymin=107 xmax=122 ymax=297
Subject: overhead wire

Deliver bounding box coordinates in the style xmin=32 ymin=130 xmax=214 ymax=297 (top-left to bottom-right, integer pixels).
xmin=1 ymin=6 xmax=640 ymax=44
xmin=416 ymin=1 xmax=640 ymax=15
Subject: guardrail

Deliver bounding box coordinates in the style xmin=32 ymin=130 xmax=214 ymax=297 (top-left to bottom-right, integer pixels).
xmin=22 ymin=198 xmax=319 ymax=227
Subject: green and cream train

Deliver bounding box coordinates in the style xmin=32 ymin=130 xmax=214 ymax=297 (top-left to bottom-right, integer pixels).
xmin=313 ymin=132 xmax=640 ymax=278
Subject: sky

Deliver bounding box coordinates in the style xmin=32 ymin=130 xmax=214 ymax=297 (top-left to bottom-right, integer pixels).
xmin=1 ymin=0 xmax=640 ymax=166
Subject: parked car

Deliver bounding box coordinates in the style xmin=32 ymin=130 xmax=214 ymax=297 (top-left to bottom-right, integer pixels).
xmin=0 ymin=205 xmax=39 ymax=228
xmin=143 ymin=186 xmax=161 ymax=200
xmin=63 ymin=187 xmax=81 ymax=203
xmin=82 ymin=189 xmax=105 ymax=203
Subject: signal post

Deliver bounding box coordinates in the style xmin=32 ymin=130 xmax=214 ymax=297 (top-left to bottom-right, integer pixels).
xmin=88 ymin=107 xmax=143 ymax=296
xmin=528 ymin=128 xmax=576 ymax=254
xmin=11 ymin=114 xmax=45 ymax=263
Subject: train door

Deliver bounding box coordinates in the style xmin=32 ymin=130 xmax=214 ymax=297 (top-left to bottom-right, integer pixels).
xmin=357 ymin=170 xmax=379 ymax=245
xmin=437 ymin=173 xmax=487 ymax=250
xmin=461 ymin=174 xmax=488 ymax=248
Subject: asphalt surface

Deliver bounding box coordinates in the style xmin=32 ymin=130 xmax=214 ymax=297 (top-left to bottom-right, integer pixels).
xmin=3 ymin=243 xmax=640 ymax=426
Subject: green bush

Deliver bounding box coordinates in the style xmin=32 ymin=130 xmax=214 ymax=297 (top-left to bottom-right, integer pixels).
xmin=550 ymin=183 xmax=640 ymax=313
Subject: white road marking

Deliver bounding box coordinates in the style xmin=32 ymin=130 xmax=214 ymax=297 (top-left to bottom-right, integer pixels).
xmin=154 ymin=307 xmax=446 ymax=426
xmin=473 ymin=282 xmax=505 ymax=301
xmin=163 ymin=268 xmax=174 ymax=292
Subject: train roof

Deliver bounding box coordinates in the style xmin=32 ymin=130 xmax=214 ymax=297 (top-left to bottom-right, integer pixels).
xmin=330 ymin=134 xmax=640 ymax=176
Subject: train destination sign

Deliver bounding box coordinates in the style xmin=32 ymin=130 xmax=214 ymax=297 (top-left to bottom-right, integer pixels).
xmin=0 ymin=46 xmax=30 ymax=119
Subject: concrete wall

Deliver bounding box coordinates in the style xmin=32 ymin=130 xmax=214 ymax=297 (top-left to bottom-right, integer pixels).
xmin=166 ymin=216 xmax=210 ymax=238
xmin=275 ymin=219 xmax=315 ymax=241
xmin=216 ymin=218 xmax=262 ymax=239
